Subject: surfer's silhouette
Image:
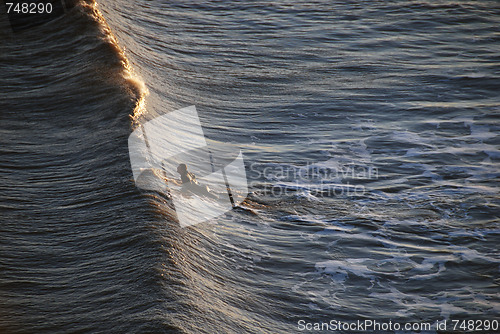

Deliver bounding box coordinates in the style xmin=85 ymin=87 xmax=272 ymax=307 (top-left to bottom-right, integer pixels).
xmin=177 ymin=163 xmax=196 ymax=185
xmin=176 ymin=163 xmax=218 ymax=199
xmin=176 ymin=163 xmax=258 ymax=215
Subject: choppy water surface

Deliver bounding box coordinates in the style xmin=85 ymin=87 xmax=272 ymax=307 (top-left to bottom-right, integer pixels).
xmin=1 ymin=0 xmax=499 ymax=333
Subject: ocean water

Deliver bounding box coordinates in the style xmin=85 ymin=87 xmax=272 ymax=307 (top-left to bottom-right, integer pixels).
xmin=1 ymin=0 xmax=499 ymax=333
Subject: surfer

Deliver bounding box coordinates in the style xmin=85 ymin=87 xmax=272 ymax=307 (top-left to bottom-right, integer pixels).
xmin=176 ymin=163 xmax=257 ymax=215
xmin=177 ymin=163 xmax=197 ymax=185
xmin=176 ymin=163 xmax=218 ymax=199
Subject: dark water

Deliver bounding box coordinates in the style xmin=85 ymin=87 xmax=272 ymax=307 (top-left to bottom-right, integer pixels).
xmin=1 ymin=1 xmax=499 ymax=333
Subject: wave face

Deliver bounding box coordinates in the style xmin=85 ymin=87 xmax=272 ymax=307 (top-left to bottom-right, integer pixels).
xmin=1 ymin=0 xmax=499 ymax=333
